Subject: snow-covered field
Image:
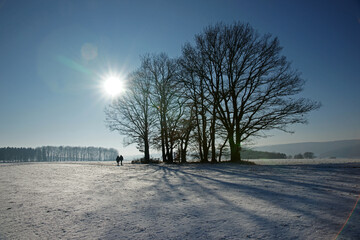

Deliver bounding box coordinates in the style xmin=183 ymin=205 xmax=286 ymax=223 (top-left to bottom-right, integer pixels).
xmin=252 ymin=158 xmax=360 ymax=165
xmin=1 ymin=161 xmax=359 ymax=239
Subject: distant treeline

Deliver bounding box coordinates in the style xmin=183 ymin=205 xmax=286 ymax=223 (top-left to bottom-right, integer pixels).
xmin=0 ymin=146 xmax=118 ymax=162
xmin=241 ymin=149 xmax=287 ymax=159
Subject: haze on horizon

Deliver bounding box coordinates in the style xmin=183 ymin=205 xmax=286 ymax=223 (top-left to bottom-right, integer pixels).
xmin=0 ymin=0 xmax=359 ymax=156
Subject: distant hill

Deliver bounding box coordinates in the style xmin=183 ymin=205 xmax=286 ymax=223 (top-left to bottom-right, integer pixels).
xmin=254 ymin=139 xmax=360 ymax=158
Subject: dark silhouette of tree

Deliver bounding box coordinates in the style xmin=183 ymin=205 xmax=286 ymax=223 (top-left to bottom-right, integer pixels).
xmin=0 ymin=146 xmax=117 ymax=162
xmin=179 ymin=64 xmax=214 ymax=163
xmin=241 ymin=149 xmax=287 ymax=159
xmin=294 ymin=153 xmax=304 ymax=159
xmin=105 ymin=54 xmax=194 ymax=164
xmin=141 ymin=53 xmax=185 ymax=163
xmin=176 ymin=105 xmax=195 ymax=163
xmin=181 ymin=22 xmax=321 ymax=162
xmin=304 ymin=152 xmax=315 ymax=159
xmin=105 ymin=66 xmax=156 ymax=163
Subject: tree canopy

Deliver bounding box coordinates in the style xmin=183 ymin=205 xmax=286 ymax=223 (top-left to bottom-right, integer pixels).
xmin=105 ymin=22 xmax=320 ymax=163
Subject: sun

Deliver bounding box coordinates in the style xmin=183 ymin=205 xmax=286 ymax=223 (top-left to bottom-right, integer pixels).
xmin=102 ymin=75 xmax=125 ymax=97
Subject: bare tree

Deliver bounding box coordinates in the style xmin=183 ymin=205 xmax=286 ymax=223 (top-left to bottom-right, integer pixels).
xmin=181 ymin=22 xmax=321 ymax=162
xmin=179 ymin=68 xmax=214 ymax=163
xmin=105 ymin=69 xmax=156 ymax=163
xmin=304 ymin=152 xmax=315 ymax=159
xmin=176 ymin=103 xmax=196 ymax=163
xmin=141 ymin=53 xmax=183 ymax=163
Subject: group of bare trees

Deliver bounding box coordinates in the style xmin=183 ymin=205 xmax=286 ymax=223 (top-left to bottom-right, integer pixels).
xmin=0 ymin=146 xmax=118 ymax=162
xmin=105 ymin=22 xmax=320 ymax=163
xmin=105 ymin=54 xmax=189 ymax=163
xmin=293 ymin=152 xmax=315 ymax=159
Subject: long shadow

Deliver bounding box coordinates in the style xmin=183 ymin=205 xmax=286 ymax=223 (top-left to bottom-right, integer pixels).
xmin=209 ymin=164 xmax=360 ymax=196
xmin=141 ymin=165 xmax=324 ymax=237
xmin=97 ymin=163 xmax=360 ymax=239
xmin=143 ymin=164 xmax=279 ymax=239
xmin=148 ymin=164 xmax=360 ymax=230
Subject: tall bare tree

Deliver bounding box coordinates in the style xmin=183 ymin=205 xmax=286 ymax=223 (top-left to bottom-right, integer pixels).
xmin=179 ymin=68 xmax=213 ymax=163
xmin=141 ymin=53 xmax=183 ymax=163
xmin=104 ymin=69 xmax=156 ymax=163
xmin=176 ymin=103 xmax=195 ymax=163
xmin=181 ymin=22 xmax=321 ymax=162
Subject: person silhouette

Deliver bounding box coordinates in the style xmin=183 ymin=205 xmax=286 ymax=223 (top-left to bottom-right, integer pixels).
xmin=119 ymin=155 xmax=123 ymax=166
xmin=116 ymin=155 xmax=120 ymax=166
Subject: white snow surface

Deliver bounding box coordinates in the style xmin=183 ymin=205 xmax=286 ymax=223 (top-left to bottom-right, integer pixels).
xmin=1 ymin=161 xmax=359 ymax=240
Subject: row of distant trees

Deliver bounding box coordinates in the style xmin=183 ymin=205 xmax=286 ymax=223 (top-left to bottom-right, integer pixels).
xmin=241 ymin=150 xmax=315 ymax=160
xmin=0 ymin=146 xmax=118 ymax=162
xmin=290 ymin=152 xmax=316 ymax=159
xmin=241 ymin=149 xmax=287 ymax=159
xmin=105 ymin=22 xmax=320 ymax=164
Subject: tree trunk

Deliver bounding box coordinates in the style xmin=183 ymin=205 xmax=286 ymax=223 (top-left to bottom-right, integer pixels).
xmin=160 ymin=112 xmax=167 ymax=163
xmin=211 ymin=140 xmax=217 ymax=163
xmin=161 ymin=139 xmax=166 ymax=163
xmin=143 ymin=119 xmax=150 ymax=164
xmin=210 ymin=114 xmax=217 ymax=163
xmin=181 ymin=150 xmax=187 ymax=163
xmin=200 ymin=115 xmax=209 ymax=163
xmin=229 ymin=137 xmax=241 ymax=162
xmin=218 ymin=138 xmax=228 ymax=162
xmin=144 ymin=138 xmax=150 ymax=164
xmin=210 ymin=91 xmax=218 ymax=163
xmin=195 ymin=114 xmax=204 ymax=162
xmin=201 ymin=144 xmax=209 ymax=163
xmin=169 ymin=147 xmax=174 ymax=163
xmin=160 ymin=114 xmax=166 ymax=163
xmin=180 ymin=139 xmax=187 ymax=163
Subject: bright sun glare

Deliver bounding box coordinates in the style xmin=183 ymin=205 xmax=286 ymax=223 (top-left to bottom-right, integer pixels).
xmin=103 ymin=75 xmax=125 ymax=97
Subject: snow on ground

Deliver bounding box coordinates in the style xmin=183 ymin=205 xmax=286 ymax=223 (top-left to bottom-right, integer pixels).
xmin=0 ymin=161 xmax=359 ymax=240
xmin=252 ymin=158 xmax=360 ymax=165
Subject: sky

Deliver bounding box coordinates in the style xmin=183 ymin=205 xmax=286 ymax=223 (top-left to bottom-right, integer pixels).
xmin=0 ymin=0 xmax=359 ymax=156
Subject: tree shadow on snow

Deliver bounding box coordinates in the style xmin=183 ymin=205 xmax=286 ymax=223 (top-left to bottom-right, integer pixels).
xmin=98 ymin=163 xmax=360 ymax=239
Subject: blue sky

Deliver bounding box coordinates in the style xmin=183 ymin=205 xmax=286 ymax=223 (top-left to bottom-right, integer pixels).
xmin=0 ymin=0 xmax=359 ymax=156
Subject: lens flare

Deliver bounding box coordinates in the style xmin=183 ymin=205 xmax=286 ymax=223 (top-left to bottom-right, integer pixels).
xmin=81 ymin=43 xmax=98 ymax=61
xmin=335 ymin=193 xmax=360 ymax=239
